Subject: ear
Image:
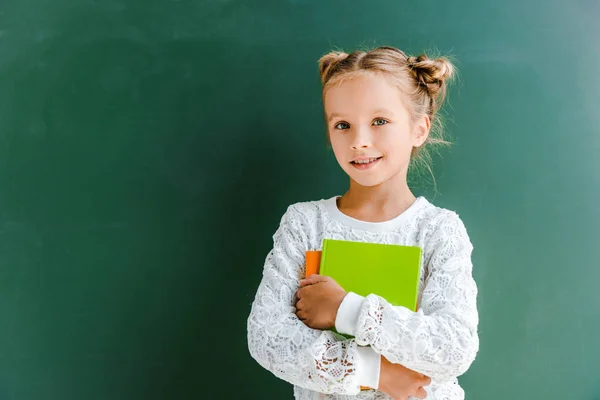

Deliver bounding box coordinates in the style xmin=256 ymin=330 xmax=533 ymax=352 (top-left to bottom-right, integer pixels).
xmin=412 ymin=115 xmax=431 ymax=148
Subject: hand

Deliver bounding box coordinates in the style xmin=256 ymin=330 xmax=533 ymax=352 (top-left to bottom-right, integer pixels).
xmin=295 ymin=275 xmax=347 ymax=330
xmin=378 ymin=356 xmax=431 ymax=400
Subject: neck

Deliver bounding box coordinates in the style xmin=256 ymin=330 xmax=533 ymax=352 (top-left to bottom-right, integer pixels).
xmin=338 ymin=174 xmax=417 ymax=223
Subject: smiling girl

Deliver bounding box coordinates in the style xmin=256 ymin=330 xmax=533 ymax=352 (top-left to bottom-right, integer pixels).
xmin=247 ymin=46 xmax=479 ymax=400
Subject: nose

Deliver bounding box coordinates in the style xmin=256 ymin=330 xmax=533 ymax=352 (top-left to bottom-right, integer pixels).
xmin=350 ymin=126 xmax=372 ymax=150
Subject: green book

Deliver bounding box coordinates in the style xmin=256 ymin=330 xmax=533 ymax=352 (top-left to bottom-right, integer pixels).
xmin=319 ymin=239 xmax=422 ymax=312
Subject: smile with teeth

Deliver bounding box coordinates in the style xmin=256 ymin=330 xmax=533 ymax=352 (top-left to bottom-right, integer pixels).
xmin=351 ymin=157 xmax=382 ymax=165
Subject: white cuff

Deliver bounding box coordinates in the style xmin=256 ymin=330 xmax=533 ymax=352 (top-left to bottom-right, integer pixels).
xmin=335 ymin=292 xmax=365 ymax=336
xmin=355 ymin=345 xmax=381 ymax=389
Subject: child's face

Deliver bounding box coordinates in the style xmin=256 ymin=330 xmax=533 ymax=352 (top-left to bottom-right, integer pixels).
xmin=324 ymin=73 xmax=429 ymax=188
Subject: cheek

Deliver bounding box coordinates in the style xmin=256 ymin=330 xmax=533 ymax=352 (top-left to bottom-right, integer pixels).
xmin=379 ymin=130 xmax=413 ymax=158
xmin=329 ymin=133 xmax=347 ymax=156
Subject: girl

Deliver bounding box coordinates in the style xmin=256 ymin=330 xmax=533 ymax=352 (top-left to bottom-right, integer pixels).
xmin=247 ymin=46 xmax=479 ymax=400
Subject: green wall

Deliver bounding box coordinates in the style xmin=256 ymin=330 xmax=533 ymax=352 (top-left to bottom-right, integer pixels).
xmin=1 ymin=1 xmax=599 ymax=399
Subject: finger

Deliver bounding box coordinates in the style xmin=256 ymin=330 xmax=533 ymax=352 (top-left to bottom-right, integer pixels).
xmin=296 ymin=288 xmax=304 ymax=300
xmin=421 ymin=375 xmax=431 ymax=386
xmin=415 ymin=386 xmax=427 ymax=399
xmin=300 ymin=274 xmax=326 ymax=287
xmin=296 ymin=299 xmax=304 ymax=310
xmin=296 ymin=310 xmax=305 ymax=321
xmin=299 ymin=279 xmax=311 ymax=287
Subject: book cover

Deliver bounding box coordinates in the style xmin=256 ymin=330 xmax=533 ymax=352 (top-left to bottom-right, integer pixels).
xmin=308 ymin=239 xmax=422 ymax=312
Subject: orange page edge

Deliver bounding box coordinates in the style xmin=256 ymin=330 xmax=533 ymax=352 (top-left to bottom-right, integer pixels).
xmin=305 ymin=250 xmax=322 ymax=277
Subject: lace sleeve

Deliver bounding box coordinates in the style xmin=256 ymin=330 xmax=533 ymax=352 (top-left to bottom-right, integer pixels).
xmin=247 ymin=205 xmax=376 ymax=394
xmin=353 ymin=212 xmax=479 ymax=382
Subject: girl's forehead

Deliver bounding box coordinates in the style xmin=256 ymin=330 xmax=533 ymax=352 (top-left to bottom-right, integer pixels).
xmin=324 ymin=74 xmax=408 ymax=114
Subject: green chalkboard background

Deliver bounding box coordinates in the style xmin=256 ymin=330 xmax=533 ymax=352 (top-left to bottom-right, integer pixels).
xmin=1 ymin=1 xmax=599 ymax=399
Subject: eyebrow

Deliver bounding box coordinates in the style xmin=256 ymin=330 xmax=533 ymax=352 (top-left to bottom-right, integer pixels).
xmin=327 ymin=108 xmax=396 ymax=122
xmin=327 ymin=112 xmax=345 ymax=122
xmin=373 ymin=108 xmax=396 ymax=116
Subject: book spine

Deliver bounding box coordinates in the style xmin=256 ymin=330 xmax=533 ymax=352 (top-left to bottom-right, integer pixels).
xmin=305 ymin=251 xmax=322 ymax=277
xmin=320 ymin=239 xmax=328 ymax=276
xmin=413 ymin=248 xmax=423 ymax=311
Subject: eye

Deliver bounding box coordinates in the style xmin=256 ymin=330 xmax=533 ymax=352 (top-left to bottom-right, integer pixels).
xmin=372 ymin=118 xmax=388 ymax=126
xmin=334 ymin=121 xmax=350 ymax=130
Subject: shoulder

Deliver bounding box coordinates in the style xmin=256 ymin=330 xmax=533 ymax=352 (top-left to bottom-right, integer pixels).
xmin=277 ymin=196 xmax=334 ymax=238
xmin=284 ymin=198 xmax=329 ymax=220
xmin=416 ymin=198 xmax=470 ymax=247
xmin=415 ymin=199 xmax=473 ymax=249
xmin=413 ymin=197 xmax=467 ymax=230
xmin=423 ymin=200 xmax=469 ymax=231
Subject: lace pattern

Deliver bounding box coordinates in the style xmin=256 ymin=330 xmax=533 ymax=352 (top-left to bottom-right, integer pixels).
xmin=354 ymin=213 xmax=479 ymax=382
xmin=247 ymin=199 xmax=479 ymax=399
xmin=247 ymin=205 xmax=363 ymax=395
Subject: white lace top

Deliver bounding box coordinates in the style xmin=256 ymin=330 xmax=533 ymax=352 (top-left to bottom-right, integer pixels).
xmin=247 ymin=196 xmax=479 ymax=400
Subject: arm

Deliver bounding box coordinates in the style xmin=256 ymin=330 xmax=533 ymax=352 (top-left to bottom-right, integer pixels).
xmin=334 ymin=212 xmax=479 ymax=383
xmin=247 ymin=205 xmax=380 ymax=394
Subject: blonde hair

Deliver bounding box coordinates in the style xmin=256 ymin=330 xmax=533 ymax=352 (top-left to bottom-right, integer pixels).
xmin=318 ymin=46 xmax=456 ymax=186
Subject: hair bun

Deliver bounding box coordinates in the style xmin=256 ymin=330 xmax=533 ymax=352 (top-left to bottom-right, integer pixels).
xmin=318 ymin=51 xmax=349 ymax=84
xmin=407 ymin=55 xmax=455 ymax=99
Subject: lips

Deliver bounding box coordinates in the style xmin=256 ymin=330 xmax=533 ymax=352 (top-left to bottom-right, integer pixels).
xmin=350 ymin=156 xmax=383 ymax=170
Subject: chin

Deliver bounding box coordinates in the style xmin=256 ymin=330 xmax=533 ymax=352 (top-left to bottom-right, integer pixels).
xmin=347 ymin=174 xmax=388 ymax=188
